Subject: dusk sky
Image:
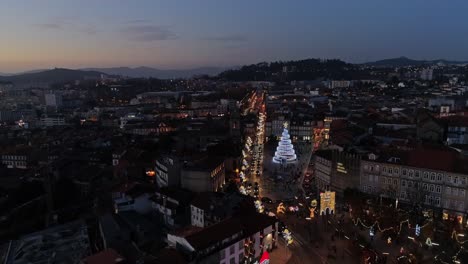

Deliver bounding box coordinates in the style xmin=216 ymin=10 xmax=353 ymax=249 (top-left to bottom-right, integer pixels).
xmin=2 ymin=0 xmax=468 ymax=72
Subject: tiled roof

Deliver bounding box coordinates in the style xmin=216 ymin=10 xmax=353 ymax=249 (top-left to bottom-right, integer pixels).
xmin=185 ymin=217 xmax=243 ymax=251
xmin=84 ymin=249 xmax=125 ymax=264
xmin=183 ymin=212 xmax=277 ymax=251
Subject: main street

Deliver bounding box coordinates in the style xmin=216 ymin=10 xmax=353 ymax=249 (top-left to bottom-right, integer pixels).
xmin=241 ymin=91 xmax=356 ymax=263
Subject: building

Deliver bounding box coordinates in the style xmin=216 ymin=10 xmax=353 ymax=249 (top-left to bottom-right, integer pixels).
xmin=416 ymin=110 xmax=445 ymax=143
xmin=151 ymin=187 xmax=194 ymax=227
xmin=420 ymin=68 xmax=433 ymax=81
xmin=4 ymin=220 xmax=91 ymax=264
xmin=181 ymin=157 xmax=225 ymax=193
xmin=44 ymin=92 xmax=63 ymax=109
xmin=167 ymin=213 xmax=277 ymax=264
xmin=360 ymin=146 xmax=468 ymax=224
xmin=82 ymin=249 xmax=126 ymax=264
xmin=155 ymin=155 xmax=181 ymax=188
xmin=265 ymin=115 xmax=318 ymax=142
xmin=314 ymin=149 xmax=361 ymax=197
xmin=39 ymin=114 xmax=66 ymax=127
xmin=330 ymin=80 xmax=353 ymax=89
xmin=443 ymin=116 xmax=468 ymax=145
xmin=190 ymin=192 xmax=254 ymax=228
xmin=1 ymin=146 xmax=39 ymax=169
xmin=112 ymin=183 xmax=154 ymax=214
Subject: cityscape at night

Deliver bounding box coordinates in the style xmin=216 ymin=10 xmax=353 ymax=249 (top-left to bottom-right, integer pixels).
xmin=2 ymin=1 xmax=468 ymax=263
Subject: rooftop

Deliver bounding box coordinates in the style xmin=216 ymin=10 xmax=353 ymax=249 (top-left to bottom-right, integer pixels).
xmin=83 ymin=249 xmax=125 ymax=264
xmin=5 ymin=220 xmax=90 ymax=264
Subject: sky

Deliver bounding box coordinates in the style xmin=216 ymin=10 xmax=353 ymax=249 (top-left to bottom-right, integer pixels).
xmin=1 ymin=0 xmax=468 ymax=72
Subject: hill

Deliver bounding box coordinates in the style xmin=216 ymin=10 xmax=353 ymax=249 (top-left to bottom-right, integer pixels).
xmin=0 ymin=68 xmax=105 ymax=88
xmin=82 ymin=66 xmax=228 ymax=79
xmin=218 ymin=59 xmax=371 ymax=81
xmin=365 ymin=56 xmax=468 ymax=67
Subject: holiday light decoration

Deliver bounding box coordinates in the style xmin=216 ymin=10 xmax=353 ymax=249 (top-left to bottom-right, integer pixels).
xmin=272 ymin=123 xmax=297 ymax=164
xmin=319 ymin=191 xmax=336 ymax=215
xmin=254 ymin=200 xmax=264 ymax=213
xmin=282 ymin=229 xmax=293 ymax=245
xmin=239 ymin=185 xmax=247 ymax=195
xmin=239 ymin=171 xmax=245 ymax=182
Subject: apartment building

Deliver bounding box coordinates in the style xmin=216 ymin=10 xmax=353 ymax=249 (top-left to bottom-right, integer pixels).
xmin=360 ymin=146 xmax=468 ymax=224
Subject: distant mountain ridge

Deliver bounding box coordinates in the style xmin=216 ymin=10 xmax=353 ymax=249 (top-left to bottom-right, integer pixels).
xmin=364 ymin=56 xmax=468 ymax=67
xmin=81 ymin=66 xmax=230 ymax=79
xmin=0 ymin=68 xmax=105 ymax=88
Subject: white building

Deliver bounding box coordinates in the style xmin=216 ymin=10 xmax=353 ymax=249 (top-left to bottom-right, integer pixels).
xmin=112 ymin=184 xmax=154 ymax=214
xmin=360 ymin=147 xmax=468 ymax=224
xmin=420 ymin=68 xmax=433 ymax=81
xmin=39 ymin=115 xmax=65 ymax=127
xmin=44 ymin=93 xmax=63 ymax=109
xmin=168 ymin=213 xmax=277 ymax=264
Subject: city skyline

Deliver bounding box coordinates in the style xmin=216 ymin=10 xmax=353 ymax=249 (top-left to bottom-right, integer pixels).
xmin=2 ymin=0 xmax=468 ymax=72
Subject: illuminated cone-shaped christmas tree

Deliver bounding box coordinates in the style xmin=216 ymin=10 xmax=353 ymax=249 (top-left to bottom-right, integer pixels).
xmin=273 ymin=123 xmax=297 ymax=164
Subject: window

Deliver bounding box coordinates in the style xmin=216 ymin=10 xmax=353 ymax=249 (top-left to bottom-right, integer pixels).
xmin=415 ymin=171 xmax=420 ymax=178
xmin=431 ymin=173 xmax=436 ymax=181
xmin=436 ymin=185 xmax=441 ymax=193
xmin=238 ymin=253 xmax=244 ymax=262
xmin=388 ymin=168 xmax=393 ymax=174
xmin=462 ymin=177 xmax=466 ymax=185
xmin=393 ymin=179 xmax=397 ymax=185
xmin=230 ymin=257 xmax=236 ymax=264
xmin=394 ymin=168 xmax=399 ymax=175
xmin=435 ymin=197 xmax=440 ymax=206
xmin=448 ymin=175 xmax=452 ymax=182
xmin=409 ymin=170 xmax=414 ymax=177
xmin=447 ymin=187 xmax=451 ymax=194
xmin=455 ymin=177 xmax=459 ymax=184
xmin=462 ymin=190 xmax=466 ymax=197
xmin=453 ymin=188 xmax=459 ymax=196
xmin=437 ymin=174 xmax=442 ymax=181
xmin=230 ymin=245 xmax=235 ymax=255
xmin=423 ymin=183 xmax=428 ymax=191
xmin=402 ymin=180 xmax=406 ymax=187
xmin=383 ymin=167 xmax=387 ymax=173
xmin=429 ymin=185 xmax=434 ymax=192
xmin=402 ymin=169 xmax=407 ymax=176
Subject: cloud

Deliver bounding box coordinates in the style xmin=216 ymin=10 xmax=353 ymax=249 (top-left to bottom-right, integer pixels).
xmin=123 ymin=25 xmax=177 ymax=41
xmin=206 ymin=34 xmax=248 ymax=43
xmin=34 ymin=17 xmax=98 ymax=35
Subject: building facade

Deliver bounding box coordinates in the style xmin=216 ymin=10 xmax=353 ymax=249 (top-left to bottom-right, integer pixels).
xmin=181 ymin=158 xmax=225 ymax=193
xmin=360 ymin=151 xmax=468 ymax=224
